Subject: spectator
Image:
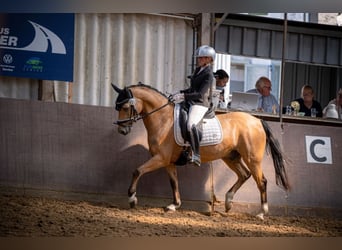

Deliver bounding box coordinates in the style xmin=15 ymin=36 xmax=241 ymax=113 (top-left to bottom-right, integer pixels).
xmin=291 ymin=84 xmax=323 ymax=117
xmin=214 ymin=69 xmax=229 ymax=108
xmin=246 ymin=76 xmax=279 ymax=113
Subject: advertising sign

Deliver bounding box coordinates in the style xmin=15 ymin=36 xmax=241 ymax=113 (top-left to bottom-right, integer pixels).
xmin=0 ymin=13 xmax=74 ymax=81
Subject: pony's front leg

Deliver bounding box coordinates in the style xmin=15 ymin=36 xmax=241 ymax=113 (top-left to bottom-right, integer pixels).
xmin=127 ymin=155 xmax=166 ymax=208
xmin=165 ymin=164 xmax=181 ymax=211
xmin=128 ymin=169 xmax=140 ymax=208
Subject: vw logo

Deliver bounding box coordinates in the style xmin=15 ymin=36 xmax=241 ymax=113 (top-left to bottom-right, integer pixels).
xmin=3 ymin=54 xmax=13 ymax=64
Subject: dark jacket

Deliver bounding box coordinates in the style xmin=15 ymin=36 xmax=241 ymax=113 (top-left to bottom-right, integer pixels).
xmin=293 ymin=98 xmax=323 ymax=117
xmin=181 ymin=65 xmax=213 ymax=107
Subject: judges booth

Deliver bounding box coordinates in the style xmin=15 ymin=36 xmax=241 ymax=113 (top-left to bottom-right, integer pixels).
xmin=215 ymin=14 xmax=342 ymax=107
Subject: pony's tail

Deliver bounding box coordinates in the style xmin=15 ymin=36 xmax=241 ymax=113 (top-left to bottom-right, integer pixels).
xmin=261 ymin=120 xmax=290 ymax=191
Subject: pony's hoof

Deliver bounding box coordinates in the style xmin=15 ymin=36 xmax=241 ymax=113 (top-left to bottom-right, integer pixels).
xmin=129 ymin=201 xmax=137 ymax=208
xmin=256 ymin=213 xmax=264 ymax=220
xmin=165 ymin=206 xmax=176 ymax=212
xmin=225 ymin=202 xmax=232 ymax=212
xmin=128 ymin=193 xmax=138 ymax=208
xmin=165 ymin=203 xmax=180 ymax=212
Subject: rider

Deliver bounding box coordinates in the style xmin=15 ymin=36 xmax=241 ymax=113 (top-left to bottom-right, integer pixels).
xmin=172 ymin=45 xmax=216 ymax=167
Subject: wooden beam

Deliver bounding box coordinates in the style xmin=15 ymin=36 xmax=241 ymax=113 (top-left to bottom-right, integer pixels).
xmin=200 ymin=13 xmax=211 ymax=45
xmin=214 ymin=13 xmax=229 ymax=32
xmin=39 ymin=80 xmax=55 ymax=102
xmin=68 ymin=82 xmax=73 ymax=103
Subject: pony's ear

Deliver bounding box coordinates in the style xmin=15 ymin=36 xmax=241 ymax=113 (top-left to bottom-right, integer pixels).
xmin=111 ymin=83 xmax=123 ymax=93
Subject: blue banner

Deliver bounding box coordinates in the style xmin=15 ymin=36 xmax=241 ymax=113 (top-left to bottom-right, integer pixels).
xmin=0 ymin=13 xmax=74 ymax=81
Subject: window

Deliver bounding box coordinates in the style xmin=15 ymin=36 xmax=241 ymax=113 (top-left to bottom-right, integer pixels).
xmin=215 ymin=54 xmax=281 ymax=102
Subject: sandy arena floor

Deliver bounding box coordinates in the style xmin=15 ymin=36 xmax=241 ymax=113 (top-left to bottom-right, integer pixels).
xmin=1 ymin=192 xmax=341 ymax=237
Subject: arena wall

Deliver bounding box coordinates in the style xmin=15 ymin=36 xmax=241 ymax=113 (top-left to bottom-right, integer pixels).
xmin=1 ymin=98 xmax=341 ymax=215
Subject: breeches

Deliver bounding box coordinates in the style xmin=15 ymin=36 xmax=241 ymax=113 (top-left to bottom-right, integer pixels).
xmin=187 ymin=105 xmax=208 ymax=131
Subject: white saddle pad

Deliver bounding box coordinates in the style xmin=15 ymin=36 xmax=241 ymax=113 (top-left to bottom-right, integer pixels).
xmin=174 ymin=104 xmax=223 ymax=146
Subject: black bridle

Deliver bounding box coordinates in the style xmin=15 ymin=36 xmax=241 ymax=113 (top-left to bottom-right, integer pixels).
xmin=113 ymin=91 xmax=173 ymax=126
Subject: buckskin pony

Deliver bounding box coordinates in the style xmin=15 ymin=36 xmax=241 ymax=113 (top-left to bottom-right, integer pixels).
xmin=112 ymin=83 xmax=290 ymax=219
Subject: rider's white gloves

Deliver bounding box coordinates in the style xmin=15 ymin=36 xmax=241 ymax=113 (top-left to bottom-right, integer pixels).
xmin=172 ymin=93 xmax=185 ymax=103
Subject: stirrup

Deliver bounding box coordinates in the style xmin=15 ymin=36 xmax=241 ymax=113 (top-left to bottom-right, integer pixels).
xmin=190 ymin=154 xmax=201 ymax=167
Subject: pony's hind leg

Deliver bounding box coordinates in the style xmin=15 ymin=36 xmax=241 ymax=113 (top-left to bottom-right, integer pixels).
xmin=224 ymin=153 xmax=268 ymax=219
xmin=222 ymin=151 xmax=251 ymax=212
xmin=246 ymin=158 xmax=268 ymax=219
xmin=165 ymin=164 xmax=181 ymax=211
xmin=252 ymin=171 xmax=268 ymax=220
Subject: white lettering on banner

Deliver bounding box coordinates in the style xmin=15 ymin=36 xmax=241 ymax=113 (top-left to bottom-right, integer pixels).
xmin=0 ymin=35 xmax=18 ymax=46
xmin=0 ymin=28 xmax=10 ymax=35
xmin=0 ymin=21 xmax=66 ymax=54
xmin=305 ymin=136 xmax=332 ymax=164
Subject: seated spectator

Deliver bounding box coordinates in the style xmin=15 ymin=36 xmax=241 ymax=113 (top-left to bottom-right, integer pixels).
xmin=290 ymin=84 xmax=323 ymax=117
xmin=323 ymin=88 xmax=342 ymax=119
xmin=214 ymin=69 xmax=229 ymax=108
xmin=246 ymin=76 xmax=279 ymax=113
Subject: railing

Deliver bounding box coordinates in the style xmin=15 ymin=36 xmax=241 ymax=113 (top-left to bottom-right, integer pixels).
xmin=215 ymin=108 xmax=342 ymax=127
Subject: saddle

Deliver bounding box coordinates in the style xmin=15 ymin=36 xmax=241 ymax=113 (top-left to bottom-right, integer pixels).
xmin=174 ymin=102 xmax=223 ymax=147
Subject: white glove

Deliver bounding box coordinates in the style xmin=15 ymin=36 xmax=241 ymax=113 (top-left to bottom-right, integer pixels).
xmin=172 ymin=93 xmax=184 ymax=103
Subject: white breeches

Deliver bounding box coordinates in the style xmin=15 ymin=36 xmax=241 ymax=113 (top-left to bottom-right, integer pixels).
xmin=187 ymin=105 xmax=208 ymax=131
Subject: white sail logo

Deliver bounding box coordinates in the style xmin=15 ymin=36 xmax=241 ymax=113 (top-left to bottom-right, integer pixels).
xmin=0 ymin=20 xmax=66 ymax=54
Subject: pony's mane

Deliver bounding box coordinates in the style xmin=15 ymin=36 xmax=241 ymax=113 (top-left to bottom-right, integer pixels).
xmin=128 ymin=82 xmax=168 ymax=99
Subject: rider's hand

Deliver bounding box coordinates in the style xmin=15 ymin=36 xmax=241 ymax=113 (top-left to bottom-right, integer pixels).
xmin=172 ymin=93 xmax=184 ymax=103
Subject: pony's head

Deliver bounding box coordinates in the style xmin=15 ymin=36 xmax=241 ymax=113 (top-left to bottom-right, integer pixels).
xmin=112 ymin=82 xmax=173 ymax=135
xmin=112 ymin=83 xmax=141 ymax=135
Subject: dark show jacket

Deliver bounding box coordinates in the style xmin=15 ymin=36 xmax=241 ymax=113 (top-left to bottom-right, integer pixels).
xmin=292 ymin=98 xmax=323 ymax=117
xmin=181 ymin=65 xmax=213 ymax=108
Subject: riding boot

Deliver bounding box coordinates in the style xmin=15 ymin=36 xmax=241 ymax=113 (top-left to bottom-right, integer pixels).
xmin=189 ymin=124 xmax=201 ymax=167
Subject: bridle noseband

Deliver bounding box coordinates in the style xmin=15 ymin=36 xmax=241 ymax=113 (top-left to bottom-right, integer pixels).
xmin=113 ymin=98 xmax=140 ymax=126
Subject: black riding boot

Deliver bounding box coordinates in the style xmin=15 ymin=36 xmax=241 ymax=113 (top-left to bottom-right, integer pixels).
xmin=189 ymin=124 xmax=201 ymax=167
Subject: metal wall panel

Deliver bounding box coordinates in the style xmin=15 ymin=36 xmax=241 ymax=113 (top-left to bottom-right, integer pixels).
xmin=215 ymin=14 xmax=342 ymax=66
xmin=0 ymin=13 xmax=194 ymax=107
xmin=0 ymin=76 xmax=38 ymax=100
xmin=72 ymin=13 xmax=194 ymax=107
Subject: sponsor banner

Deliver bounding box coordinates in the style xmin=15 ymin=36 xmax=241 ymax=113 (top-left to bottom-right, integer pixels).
xmin=0 ymin=13 xmax=74 ymax=81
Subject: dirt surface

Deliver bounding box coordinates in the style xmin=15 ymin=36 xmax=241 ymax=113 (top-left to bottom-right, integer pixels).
xmin=1 ymin=193 xmax=342 ymax=237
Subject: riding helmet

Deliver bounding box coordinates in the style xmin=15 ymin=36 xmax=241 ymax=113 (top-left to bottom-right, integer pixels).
xmin=195 ymin=45 xmax=216 ymax=61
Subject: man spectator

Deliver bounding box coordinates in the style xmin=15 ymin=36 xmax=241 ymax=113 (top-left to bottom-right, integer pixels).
xmin=247 ymin=76 xmax=279 ymax=114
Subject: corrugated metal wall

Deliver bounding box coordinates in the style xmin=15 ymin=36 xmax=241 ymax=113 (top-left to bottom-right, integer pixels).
xmin=0 ymin=76 xmax=39 ymax=100
xmin=0 ymin=13 xmax=194 ymax=107
xmin=215 ymin=14 xmax=342 ymax=67
xmin=214 ymin=13 xmax=342 ymax=108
